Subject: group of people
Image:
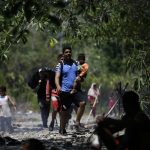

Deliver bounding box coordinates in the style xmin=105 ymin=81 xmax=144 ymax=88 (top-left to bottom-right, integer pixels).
xmin=0 ymin=44 xmax=150 ymax=149
xmin=0 ymin=44 xmax=101 ymax=135
xmin=35 ymin=45 xmax=90 ymax=134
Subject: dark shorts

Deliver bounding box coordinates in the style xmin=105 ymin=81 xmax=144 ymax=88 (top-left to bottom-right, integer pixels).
xmin=74 ymin=91 xmax=87 ymax=104
xmin=59 ymin=92 xmax=79 ymax=111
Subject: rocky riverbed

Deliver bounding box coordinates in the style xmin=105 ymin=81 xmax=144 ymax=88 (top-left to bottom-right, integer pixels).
xmin=0 ymin=111 xmax=105 ymax=150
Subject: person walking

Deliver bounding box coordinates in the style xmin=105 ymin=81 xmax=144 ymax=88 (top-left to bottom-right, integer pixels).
xmin=55 ymin=45 xmax=78 ymax=135
xmin=35 ymin=68 xmax=50 ymax=128
xmin=87 ymin=83 xmax=100 ymax=118
xmin=49 ymin=54 xmax=63 ymax=131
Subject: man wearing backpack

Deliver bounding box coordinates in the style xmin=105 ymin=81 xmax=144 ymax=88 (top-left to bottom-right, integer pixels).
xmin=55 ymin=45 xmax=78 ymax=135
xmin=34 ymin=68 xmax=51 ymax=128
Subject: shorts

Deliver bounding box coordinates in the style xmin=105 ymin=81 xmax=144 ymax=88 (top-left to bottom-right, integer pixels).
xmin=74 ymin=91 xmax=87 ymax=104
xmin=59 ymin=92 xmax=79 ymax=111
xmin=51 ymin=96 xmax=60 ymax=111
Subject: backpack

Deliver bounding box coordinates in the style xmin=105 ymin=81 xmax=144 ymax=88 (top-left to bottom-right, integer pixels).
xmin=27 ymin=67 xmax=39 ymax=89
xmin=27 ymin=67 xmax=56 ymax=89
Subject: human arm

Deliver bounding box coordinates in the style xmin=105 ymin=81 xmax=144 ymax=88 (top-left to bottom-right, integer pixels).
xmin=78 ymin=63 xmax=88 ymax=78
xmin=96 ymin=115 xmax=125 ymax=133
xmin=55 ymin=72 xmax=61 ymax=93
xmin=7 ymin=96 xmax=16 ymax=110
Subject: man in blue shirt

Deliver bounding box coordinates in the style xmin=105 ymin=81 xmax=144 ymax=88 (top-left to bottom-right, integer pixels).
xmin=55 ymin=45 xmax=78 ymax=135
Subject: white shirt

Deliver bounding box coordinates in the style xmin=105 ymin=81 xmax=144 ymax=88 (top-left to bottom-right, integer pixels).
xmin=0 ymin=95 xmax=11 ymax=117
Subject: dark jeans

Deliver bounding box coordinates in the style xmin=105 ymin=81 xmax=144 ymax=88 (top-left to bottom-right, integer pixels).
xmin=0 ymin=116 xmax=13 ymax=132
xmin=38 ymin=99 xmax=50 ymax=127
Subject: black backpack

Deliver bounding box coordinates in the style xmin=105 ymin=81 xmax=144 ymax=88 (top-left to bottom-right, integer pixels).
xmin=27 ymin=67 xmax=56 ymax=89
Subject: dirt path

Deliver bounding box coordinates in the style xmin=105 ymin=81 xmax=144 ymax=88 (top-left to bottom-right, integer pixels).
xmin=0 ymin=112 xmax=99 ymax=150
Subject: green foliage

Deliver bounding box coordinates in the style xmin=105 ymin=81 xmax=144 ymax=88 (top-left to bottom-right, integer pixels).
xmin=0 ymin=30 xmax=61 ymax=110
xmin=0 ymin=0 xmax=149 ymax=58
xmin=0 ymin=0 xmax=149 ymax=112
xmin=127 ymin=49 xmax=150 ymax=101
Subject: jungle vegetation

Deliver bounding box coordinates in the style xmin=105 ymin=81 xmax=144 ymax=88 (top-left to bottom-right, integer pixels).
xmin=0 ymin=0 xmax=149 ymax=114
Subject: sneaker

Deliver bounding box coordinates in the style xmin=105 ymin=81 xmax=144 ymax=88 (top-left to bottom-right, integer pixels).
xmin=49 ymin=122 xmax=54 ymax=131
xmin=59 ymin=129 xmax=67 ymax=135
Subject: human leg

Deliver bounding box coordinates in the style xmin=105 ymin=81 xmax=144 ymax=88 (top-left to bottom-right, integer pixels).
xmin=76 ymin=101 xmax=86 ymax=125
xmin=92 ymin=106 xmax=96 ymax=118
xmin=5 ymin=117 xmax=13 ymax=132
xmin=74 ymin=91 xmax=87 ymax=128
xmin=0 ymin=116 xmax=5 ymax=132
xmin=59 ymin=110 xmax=69 ymax=134
xmin=49 ymin=111 xmax=57 ymax=131
xmin=59 ymin=92 xmax=73 ymax=135
xmin=49 ymin=95 xmax=60 ymax=131
xmin=39 ymin=101 xmax=50 ymax=128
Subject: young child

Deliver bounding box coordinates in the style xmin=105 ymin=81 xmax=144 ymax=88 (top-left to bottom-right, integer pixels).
xmin=0 ymin=86 xmax=16 ymax=133
xmin=70 ymin=53 xmax=89 ymax=94
xmin=49 ymin=54 xmax=63 ymax=131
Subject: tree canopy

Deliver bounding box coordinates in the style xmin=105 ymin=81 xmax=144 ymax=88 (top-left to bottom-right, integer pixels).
xmin=0 ymin=0 xmax=149 ymax=112
xmin=0 ymin=0 xmax=149 ymax=57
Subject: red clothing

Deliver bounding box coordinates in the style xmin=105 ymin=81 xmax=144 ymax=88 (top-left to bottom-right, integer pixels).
xmin=51 ymin=89 xmax=60 ymax=111
xmin=108 ymin=98 xmax=115 ymax=109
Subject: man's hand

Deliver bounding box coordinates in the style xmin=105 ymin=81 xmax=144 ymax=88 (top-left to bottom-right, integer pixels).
xmin=57 ymin=86 xmax=62 ymax=94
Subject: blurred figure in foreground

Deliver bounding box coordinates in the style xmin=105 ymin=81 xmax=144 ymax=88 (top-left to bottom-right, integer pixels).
xmin=96 ymin=91 xmax=150 ymax=150
xmin=22 ymin=138 xmax=45 ymax=150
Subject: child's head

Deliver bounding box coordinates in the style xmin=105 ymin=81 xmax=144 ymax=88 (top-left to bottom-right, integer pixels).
xmin=0 ymin=86 xmax=6 ymax=96
xmin=57 ymin=53 xmax=64 ymax=63
xmin=78 ymin=53 xmax=85 ymax=65
xmin=22 ymin=138 xmax=45 ymax=150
